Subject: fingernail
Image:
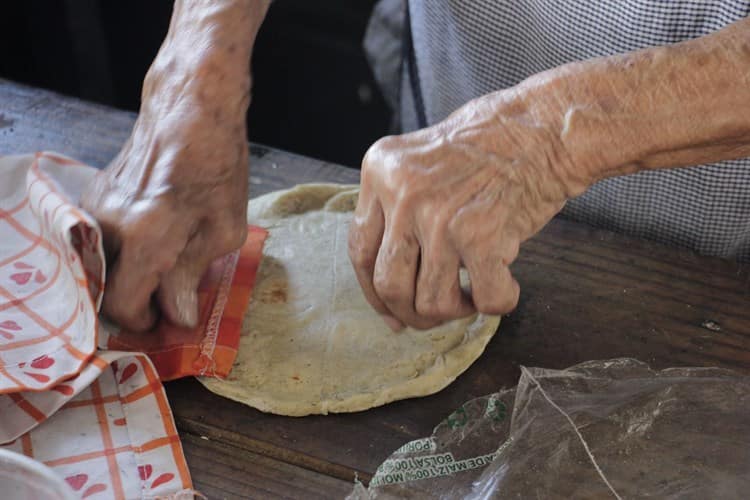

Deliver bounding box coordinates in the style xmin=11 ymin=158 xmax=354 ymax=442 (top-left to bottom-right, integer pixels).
xmin=382 ymin=314 xmax=404 ymax=332
xmin=176 ymin=289 xmax=198 ymax=328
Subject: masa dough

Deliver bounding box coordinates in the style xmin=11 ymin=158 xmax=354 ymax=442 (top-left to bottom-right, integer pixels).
xmin=198 ymin=184 xmax=501 ymax=416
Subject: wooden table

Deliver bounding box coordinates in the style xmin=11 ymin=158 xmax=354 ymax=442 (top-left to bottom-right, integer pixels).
xmin=2 ymin=79 xmax=749 ymax=499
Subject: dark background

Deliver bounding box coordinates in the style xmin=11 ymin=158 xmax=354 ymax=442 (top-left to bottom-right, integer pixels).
xmin=0 ymin=0 xmax=391 ymax=167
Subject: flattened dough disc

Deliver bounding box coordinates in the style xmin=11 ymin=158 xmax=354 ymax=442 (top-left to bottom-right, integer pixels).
xmin=198 ymin=184 xmax=501 ymax=416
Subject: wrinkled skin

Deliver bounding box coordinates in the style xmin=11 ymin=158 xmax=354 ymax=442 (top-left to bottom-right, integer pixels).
xmin=80 ymin=0 xmax=268 ymax=332
xmin=349 ymin=89 xmax=579 ymax=331
xmin=81 ymin=83 xmax=250 ymax=331
xmin=81 ymin=0 xmax=750 ymax=333
xmin=349 ymin=16 xmax=750 ymax=330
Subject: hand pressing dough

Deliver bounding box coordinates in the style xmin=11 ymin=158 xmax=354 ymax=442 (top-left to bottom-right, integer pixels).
xmin=198 ymin=184 xmax=501 ymax=416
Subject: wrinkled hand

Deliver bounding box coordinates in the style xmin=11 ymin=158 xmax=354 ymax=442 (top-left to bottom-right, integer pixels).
xmin=349 ymin=87 xmax=586 ymax=330
xmin=81 ymin=70 xmax=250 ymax=332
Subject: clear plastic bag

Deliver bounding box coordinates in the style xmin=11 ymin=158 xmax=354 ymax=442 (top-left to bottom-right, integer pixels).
xmin=349 ymin=358 xmax=750 ymax=499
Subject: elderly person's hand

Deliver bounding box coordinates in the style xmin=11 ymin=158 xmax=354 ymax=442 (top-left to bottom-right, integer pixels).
xmin=350 ymin=17 xmax=750 ymax=330
xmin=348 ymin=84 xmax=584 ymax=331
xmin=81 ymin=0 xmax=269 ymax=332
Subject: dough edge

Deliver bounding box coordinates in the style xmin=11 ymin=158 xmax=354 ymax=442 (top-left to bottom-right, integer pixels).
xmin=198 ymin=183 xmax=501 ymax=416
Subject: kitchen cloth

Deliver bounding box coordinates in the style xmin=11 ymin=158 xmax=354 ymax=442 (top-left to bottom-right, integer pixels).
xmin=0 ymin=152 xmax=265 ymax=498
xmin=2 ymin=351 xmax=195 ymax=499
xmin=100 ymin=225 xmax=266 ymax=381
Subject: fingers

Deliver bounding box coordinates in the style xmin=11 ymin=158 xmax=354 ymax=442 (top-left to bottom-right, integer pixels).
xmin=97 ymin=198 xmax=192 ymax=332
xmin=463 ymin=254 xmax=520 ymax=316
xmin=158 ymin=221 xmax=247 ymax=328
xmin=349 ymin=197 xmax=405 ymax=330
xmin=102 ymin=223 xmax=187 ymax=332
xmin=451 ymin=211 xmax=521 ymax=316
xmin=86 ymin=220 xmax=156 ymax=331
xmin=103 ymin=259 xmax=159 ymax=332
xmin=156 ymin=238 xmax=209 ymax=329
xmin=415 ymin=243 xmax=475 ymax=322
xmin=373 ymin=226 xmax=439 ymax=330
xmin=350 ymin=196 xmax=481 ymax=329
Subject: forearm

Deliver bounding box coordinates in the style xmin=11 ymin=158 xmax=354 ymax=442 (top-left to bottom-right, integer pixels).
xmin=142 ymin=0 xmax=270 ymax=119
xmin=530 ymin=17 xmax=750 ymax=189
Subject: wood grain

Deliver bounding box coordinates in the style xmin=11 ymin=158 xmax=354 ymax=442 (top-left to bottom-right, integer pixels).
xmin=2 ymin=78 xmax=749 ymax=497
xmin=181 ymin=433 xmax=354 ymax=499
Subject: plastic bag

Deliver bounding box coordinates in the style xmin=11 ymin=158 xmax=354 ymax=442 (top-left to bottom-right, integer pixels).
xmin=349 ymin=358 xmax=750 ymax=499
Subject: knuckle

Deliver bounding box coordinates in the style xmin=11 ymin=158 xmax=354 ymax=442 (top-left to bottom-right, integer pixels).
xmin=347 ymin=224 xmax=363 ymax=254
xmin=203 ymin=212 xmax=248 ymax=256
xmin=122 ymin=229 xmax=178 ymax=272
xmin=119 ymin=206 xmax=168 ymax=246
xmin=447 ymin=213 xmax=492 ymax=253
xmin=373 ymin=274 xmax=406 ymax=303
xmin=362 ymin=135 xmax=400 ymax=179
xmin=218 ymin=222 xmax=248 ymax=251
xmin=414 ymin=297 xmax=438 ymax=318
xmin=361 ymin=139 xmax=383 ymax=172
xmin=350 ymin=249 xmax=376 ymax=272
xmin=365 ymin=135 xmax=396 ymax=159
xmin=347 ymin=229 xmax=377 ymax=270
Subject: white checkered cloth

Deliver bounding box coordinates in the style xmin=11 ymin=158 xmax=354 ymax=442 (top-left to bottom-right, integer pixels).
xmin=383 ymin=1 xmax=750 ymax=260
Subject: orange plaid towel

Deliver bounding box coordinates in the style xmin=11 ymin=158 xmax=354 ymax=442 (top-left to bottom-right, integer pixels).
xmin=0 ymin=152 xmax=265 ymax=383
xmin=100 ymin=226 xmax=267 ymax=381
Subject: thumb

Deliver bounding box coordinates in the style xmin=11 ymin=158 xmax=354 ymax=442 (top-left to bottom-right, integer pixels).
xmin=157 ymin=238 xmax=214 ymax=329
xmin=157 ymin=263 xmax=205 ymax=328
xmin=158 ymin=218 xmax=247 ymax=328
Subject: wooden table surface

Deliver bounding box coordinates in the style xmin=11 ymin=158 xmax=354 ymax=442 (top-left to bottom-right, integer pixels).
xmin=2 ymin=79 xmax=750 ymax=499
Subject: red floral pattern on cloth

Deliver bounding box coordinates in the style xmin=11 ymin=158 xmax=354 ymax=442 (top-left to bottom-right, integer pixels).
xmin=2 ymin=351 xmax=194 ymax=499
xmin=0 ymin=152 xmax=265 ymax=498
xmin=0 ymin=153 xmax=103 ymax=393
